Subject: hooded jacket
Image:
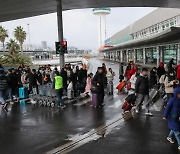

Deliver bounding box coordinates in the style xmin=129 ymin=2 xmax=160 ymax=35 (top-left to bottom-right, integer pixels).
xmin=164 ymin=87 xmax=180 ymax=131
xmin=0 ymin=74 xmax=8 ymax=91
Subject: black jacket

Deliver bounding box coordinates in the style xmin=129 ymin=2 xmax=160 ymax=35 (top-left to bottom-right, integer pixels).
xmin=149 ymin=70 xmax=157 ymax=88
xmin=92 ymin=72 xmax=105 ymax=93
xmin=157 ymin=67 xmax=165 ymax=78
xmin=26 ymin=73 xmax=38 ymax=87
xmin=135 ymin=75 xmax=149 ymax=95
xmin=7 ymin=73 xmax=19 ymax=88
xmin=0 ymin=74 xmax=8 ymax=91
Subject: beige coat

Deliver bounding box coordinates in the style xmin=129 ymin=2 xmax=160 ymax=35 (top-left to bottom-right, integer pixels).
xmin=164 ymin=76 xmax=174 ymax=94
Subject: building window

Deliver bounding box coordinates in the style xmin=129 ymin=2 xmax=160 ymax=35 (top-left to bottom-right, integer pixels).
xmin=136 ymin=49 xmax=143 ymax=63
xmin=122 ymin=51 xmax=127 ymax=62
xmin=145 ymin=47 xmax=157 ymax=64
xmin=163 ymin=45 xmax=177 ymax=64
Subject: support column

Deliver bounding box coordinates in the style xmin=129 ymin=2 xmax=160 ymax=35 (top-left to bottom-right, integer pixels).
xmin=120 ymin=51 xmax=123 ymax=62
xmin=177 ymin=44 xmax=180 ymax=64
xmin=143 ymin=48 xmax=146 ymax=65
xmin=134 ymin=49 xmax=136 ymax=63
xmin=57 ymin=0 xmax=64 ymax=68
xmin=156 ymin=46 xmax=160 ymax=66
xmin=126 ymin=50 xmax=129 ymax=62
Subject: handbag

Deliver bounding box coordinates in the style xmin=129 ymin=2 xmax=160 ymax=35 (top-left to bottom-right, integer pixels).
xmin=90 ymin=85 xmax=99 ymax=93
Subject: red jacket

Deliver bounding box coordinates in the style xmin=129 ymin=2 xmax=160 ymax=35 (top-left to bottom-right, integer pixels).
xmin=176 ymin=64 xmax=180 ymax=80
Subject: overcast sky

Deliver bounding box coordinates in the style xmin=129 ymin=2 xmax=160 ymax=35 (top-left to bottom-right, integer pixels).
xmin=1 ymin=7 xmax=156 ymax=50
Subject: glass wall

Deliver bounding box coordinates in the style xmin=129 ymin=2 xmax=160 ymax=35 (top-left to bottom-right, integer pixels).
xmin=122 ymin=50 xmax=127 ymax=62
xmin=145 ymin=47 xmax=157 ymax=64
xmin=128 ymin=50 xmax=134 ymax=61
xmin=136 ymin=49 xmax=143 ymax=63
xmin=163 ymin=45 xmax=177 ymax=63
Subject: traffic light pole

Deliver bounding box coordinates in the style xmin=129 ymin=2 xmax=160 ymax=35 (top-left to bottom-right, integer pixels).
xmin=57 ymin=0 xmax=64 ymax=68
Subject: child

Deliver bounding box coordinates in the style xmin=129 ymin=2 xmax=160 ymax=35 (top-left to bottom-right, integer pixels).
xmin=163 ymin=87 xmax=180 ymax=150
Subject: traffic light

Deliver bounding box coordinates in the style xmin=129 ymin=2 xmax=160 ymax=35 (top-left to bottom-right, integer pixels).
xmin=55 ymin=42 xmax=61 ymax=54
xmin=62 ymin=41 xmax=67 ymax=53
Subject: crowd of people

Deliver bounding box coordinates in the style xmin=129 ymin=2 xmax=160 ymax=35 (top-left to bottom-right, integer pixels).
xmin=1 ymin=58 xmax=180 ymax=149
xmin=119 ymin=58 xmax=180 ymax=150
xmin=0 ymin=62 xmax=116 ymax=109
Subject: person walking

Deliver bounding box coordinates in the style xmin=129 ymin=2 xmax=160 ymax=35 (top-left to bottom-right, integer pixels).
xmin=135 ymin=68 xmax=153 ymax=116
xmin=129 ymin=68 xmax=140 ymax=90
xmin=163 ymin=87 xmax=180 ymax=150
xmin=26 ymin=69 xmax=39 ymax=94
xmin=157 ymin=62 xmax=166 ymax=79
xmin=164 ymin=70 xmax=179 ymax=101
xmin=149 ymin=67 xmax=157 ymax=88
xmin=106 ymin=68 xmax=115 ymax=82
xmin=0 ymin=67 xmax=8 ymax=111
xmin=92 ymin=67 xmax=105 ymax=107
xmin=53 ymin=71 xmax=65 ymax=108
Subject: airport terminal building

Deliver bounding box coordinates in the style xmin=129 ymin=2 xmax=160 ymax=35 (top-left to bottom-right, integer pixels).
xmin=103 ymin=8 xmax=180 ymax=67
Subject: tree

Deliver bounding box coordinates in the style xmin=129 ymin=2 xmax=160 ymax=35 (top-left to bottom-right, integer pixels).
xmin=0 ymin=39 xmax=32 ymax=65
xmin=6 ymin=39 xmax=20 ymax=56
xmin=0 ymin=26 xmax=8 ymax=54
xmin=14 ymin=26 xmax=27 ymax=53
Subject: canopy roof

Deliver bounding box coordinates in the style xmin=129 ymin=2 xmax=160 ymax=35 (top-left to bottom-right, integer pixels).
xmin=1 ymin=0 xmax=180 ymax=22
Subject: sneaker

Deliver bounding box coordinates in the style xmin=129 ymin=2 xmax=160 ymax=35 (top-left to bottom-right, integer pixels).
xmin=135 ymin=110 xmax=139 ymax=114
xmin=57 ymin=105 xmax=61 ymax=108
xmin=61 ymin=105 xmax=66 ymax=109
xmin=167 ymin=137 xmax=175 ymax=144
xmin=2 ymin=103 xmax=8 ymax=112
xmin=145 ymin=112 xmax=153 ymax=116
xmin=178 ymin=146 xmax=180 ymax=150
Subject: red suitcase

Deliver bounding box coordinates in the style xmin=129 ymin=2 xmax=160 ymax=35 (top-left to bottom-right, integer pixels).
xmin=122 ymin=101 xmax=132 ymax=112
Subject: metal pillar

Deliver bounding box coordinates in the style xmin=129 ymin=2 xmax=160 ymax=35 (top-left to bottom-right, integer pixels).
xmin=126 ymin=50 xmax=129 ymax=62
xmin=143 ymin=48 xmax=146 ymax=65
xmin=177 ymin=44 xmax=180 ymax=64
xmin=156 ymin=46 xmax=160 ymax=66
xmin=134 ymin=49 xmax=136 ymax=63
xmin=57 ymin=0 xmax=64 ymax=68
xmin=120 ymin=51 xmax=123 ymax=62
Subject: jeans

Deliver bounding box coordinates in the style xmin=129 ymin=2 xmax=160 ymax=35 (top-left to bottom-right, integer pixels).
xmin=55 ymin=89 xmax=64 ymax=106
xmin=168 ymin=130 xmax=180 ymax=146
xmin=9 ymin=87 xmax=18 ymax=101
xmin=136 ymin=94 xmax=149 ymax=112
xmin=0 ymin=90 xmax=7 ymax=105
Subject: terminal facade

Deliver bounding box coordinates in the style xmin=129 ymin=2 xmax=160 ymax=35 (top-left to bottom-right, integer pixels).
xmin=103 ymin=8 xmax=180 ymax=67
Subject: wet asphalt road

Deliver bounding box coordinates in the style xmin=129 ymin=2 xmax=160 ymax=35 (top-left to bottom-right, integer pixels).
xmin=0 ymin=58 xmax=177 ymax=154
xmin=0 ymin=58 xmax=123 ymax=154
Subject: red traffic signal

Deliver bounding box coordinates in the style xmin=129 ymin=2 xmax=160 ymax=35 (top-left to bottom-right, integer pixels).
xmin=62 ymin=41 xmax=67 ymax=53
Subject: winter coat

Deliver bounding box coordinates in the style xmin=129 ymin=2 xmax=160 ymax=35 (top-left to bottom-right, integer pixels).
xmin=7 ymin=73 xmax=19 ymax=88
xmin=0 ymin=74 xmax=8 ymax=91
xmin=157 ymin=66 xmax=165 ymax=79
xmin=130 ymin=73 xmax=138 ymax=89
xmin=92 ymin=72 xmax=105 ymax=93
xmin=149 ymin=70 xmax=157 ymax=88
xmin=26 ymin=73 xmax=38 ymax=87
xmin=164 ymin=75 xmax=175 ymax=94
xmin=164 ymin=87 xmax=180 ymax=131
xmin=135 ymin=74 xmax=149 ymax=95
xmin=85 ymin=77 xmax=92 ymax=93
xmin=176 ymin=64 xmax=180 ymax=80
xmin=106 ymin=71 xmax=115 ymax=82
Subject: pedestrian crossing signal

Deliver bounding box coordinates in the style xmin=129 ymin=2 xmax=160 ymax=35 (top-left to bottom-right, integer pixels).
xmin=55 ymin=42 xmax=61 ymax=54
xmin=62 ymin=41 xmax=67 ymax=53
xmin=55 ymin=41 xmax=67 ymax=54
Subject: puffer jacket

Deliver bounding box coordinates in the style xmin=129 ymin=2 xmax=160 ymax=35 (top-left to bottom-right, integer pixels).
xmin=164 ymin=87 xmax=180 ymax=131
xmin=164 ymin=75 xmax=175 ymax=94
xmin=135 ymin=74 xmax=149 ymax=95
xmin=0 ymin=74 xmax=8 ymax=91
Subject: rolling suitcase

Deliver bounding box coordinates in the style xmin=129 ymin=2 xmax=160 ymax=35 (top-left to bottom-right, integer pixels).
xmin=92 ymin=93 xmax=99 ymax=108
xmin=107 ymin=81 xmax=113 ymax=95
xmin=67 ymin=89 xmax=74 ymax=99
xmin=116 ymin=81 xmax=126 ymax=91
xmin=19 ymin=87 xmax=28 ymax=99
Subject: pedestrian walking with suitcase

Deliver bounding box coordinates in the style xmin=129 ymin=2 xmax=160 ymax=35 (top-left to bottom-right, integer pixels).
xmin=135 ymin=68 xmax=153 ymax=116
xmin=107 ymin=68 xmax=115 ymax=95
xmin=91 ymin=67 xmax=105 ymax=107
xmin=53 ymin=71 xmax=66 ymax=109
xmin=163 ymin=87 xmax=180 ymax=150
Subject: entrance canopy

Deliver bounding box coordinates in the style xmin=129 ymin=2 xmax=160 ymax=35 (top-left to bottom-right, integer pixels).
xmin=0 ymin=0 xmax=180 ymax=22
